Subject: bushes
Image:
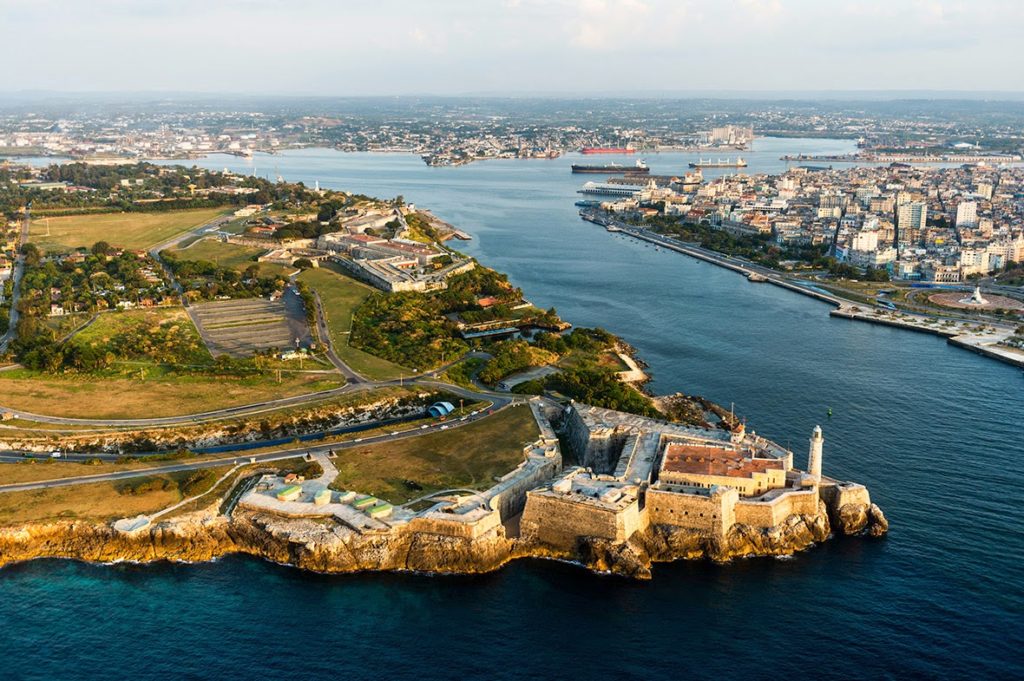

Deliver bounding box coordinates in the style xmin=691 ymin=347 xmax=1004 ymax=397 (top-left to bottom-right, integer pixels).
xmin=179 ymin=469 xmax=218 ymax=496
xmin=119 ymin=477 xmax=176 ymax=496
xmin=544 ymin=367 xmax=661 ymax=418
xmin=478 ymin=340 xmax=557 ymax=385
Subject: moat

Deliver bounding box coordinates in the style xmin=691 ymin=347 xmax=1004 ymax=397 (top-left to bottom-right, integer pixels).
xmin=4 ymin=140 xmax=1022 ymax=679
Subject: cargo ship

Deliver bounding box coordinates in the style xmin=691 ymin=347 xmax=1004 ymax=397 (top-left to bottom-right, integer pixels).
xmin=580 ymin=147 xmax=635 ymax=154
xmin=689 ymin=157 xmax=747 ymax=169
xmin=571 ymin=160 xmax=649 ymax=174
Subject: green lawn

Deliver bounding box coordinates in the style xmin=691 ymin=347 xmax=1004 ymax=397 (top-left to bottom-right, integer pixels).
xmin=30 ymin=207 xmax=228 ymax=253
xmin=329 ymin=404 xmax=539 ymax=504
xmin=169 ymin=238 xmax=265 ymax=270
xmin=298 ymin=264 xmax=409 ymax=380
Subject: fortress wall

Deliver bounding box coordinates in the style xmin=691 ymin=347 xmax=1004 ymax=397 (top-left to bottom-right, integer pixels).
xmin=617 ymin=498 xmax=647 ymax=540
xmin=486 ymin=453 xmax=562 ymax=522
xmin=561 ymin=407 xmax=626 ymax=473
xmin=408 ymin=511 xmax=502 ymax=540
xmin=646 ymin=488 xmax=735 ymax=537
xmin=819 ymin=481 xmax=870 ymax=511
xmin=734 ymin=488 xmax=819 ymax=528
xmin=520 ymin=492 xmax=636 ymax=547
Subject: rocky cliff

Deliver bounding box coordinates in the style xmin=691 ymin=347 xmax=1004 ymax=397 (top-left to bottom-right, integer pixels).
xmin=0 ymin=507 xmax=516 ymax=576
xmin=0 ymin=499 xmax=887 ymax=579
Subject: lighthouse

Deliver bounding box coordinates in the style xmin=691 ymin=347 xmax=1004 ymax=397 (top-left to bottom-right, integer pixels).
xmin=808 ymin=425 xmax=824 ymax=481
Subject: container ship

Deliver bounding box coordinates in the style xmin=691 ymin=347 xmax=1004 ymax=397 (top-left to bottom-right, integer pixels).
xmin=571 ymin=160 xmax=650 ymax=174
xmin=688 ymin=157 xmax=747 ymax=169
xmin=580 ymin=147 xmax=635 ymax=154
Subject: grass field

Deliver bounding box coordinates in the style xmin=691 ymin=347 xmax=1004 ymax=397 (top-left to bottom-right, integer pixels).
xmin=0 ymin=454 xmax=234 ymax=485
xmin=73 ymin=307 xmax=213 ymax=365
xmin=30 ymin=208 xmax=227 ymax=253
xmin=169 ymin=238 xmax=265 ymax=270
xmin=299 ymin=264 xmax=409 ymax=380
xmin=0 ymin=368 xmax=346 ymax=419
xmin=329 ymin=404 xmax=539 ymax=504
xmin=0 ymin=466 xmax=231 ymax=525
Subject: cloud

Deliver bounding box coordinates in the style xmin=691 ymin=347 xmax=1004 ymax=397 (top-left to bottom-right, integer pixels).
xmin=0 ymin=0 xmax=1019 ymax=93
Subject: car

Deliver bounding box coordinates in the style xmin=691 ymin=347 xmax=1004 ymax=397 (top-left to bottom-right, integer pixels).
xmin=50 ymin=451 xmax=62 ymax=458
xmin=420 ymin=424 xmax=429 ymax=429
xmin=440 ymin=425 xmax=449 ymax=430
xmin=353 ymin=438 xmax=362 ymax=443
xmin=470 ymin=410 xmax=478 ymax=416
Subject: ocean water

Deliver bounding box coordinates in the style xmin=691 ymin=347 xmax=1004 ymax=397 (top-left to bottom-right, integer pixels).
xmin=2 ymin=139 xmax=1022 ymax=680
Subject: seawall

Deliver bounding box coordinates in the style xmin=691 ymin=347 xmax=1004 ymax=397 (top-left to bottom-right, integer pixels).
xmin=587 ymin=214 xmax=1024 ymax=370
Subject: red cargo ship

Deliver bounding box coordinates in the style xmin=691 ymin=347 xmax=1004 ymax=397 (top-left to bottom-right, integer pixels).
xmin=580 ymin=147 xmax=635 ymax=154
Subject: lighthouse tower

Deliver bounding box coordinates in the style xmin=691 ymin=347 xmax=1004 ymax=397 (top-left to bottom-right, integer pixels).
xmin=808 ymin=425 xmax=824 ymax=481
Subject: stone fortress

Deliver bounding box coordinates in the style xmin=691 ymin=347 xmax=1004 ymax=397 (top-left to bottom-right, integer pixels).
xmin=520 ymin=403 xmax=886 ymax=562
xmin=197 ymin=398 xmax=887 ymax=578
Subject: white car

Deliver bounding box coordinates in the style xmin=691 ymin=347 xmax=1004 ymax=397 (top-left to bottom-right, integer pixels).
xmin=50 ymin=451 xmax=62 ymax=458
xmin=440 ymin=425 xmax=449 ymax=431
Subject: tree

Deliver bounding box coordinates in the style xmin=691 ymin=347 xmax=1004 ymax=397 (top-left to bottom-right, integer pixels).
xmin=293 ymin=258 xmax=314 ymax=270
xmin=91 ymin=241 xmax=112 ymax=256
xmin=21 ymin=242 xmax=41 ymax=267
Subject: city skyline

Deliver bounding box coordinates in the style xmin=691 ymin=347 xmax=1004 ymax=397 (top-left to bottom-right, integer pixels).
xmin=3 ymin=0 xmax=1024 ymax=95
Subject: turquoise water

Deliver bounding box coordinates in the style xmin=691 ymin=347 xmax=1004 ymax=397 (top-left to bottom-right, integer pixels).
xmin=3 ymin=139 xmax=1022 ymax=680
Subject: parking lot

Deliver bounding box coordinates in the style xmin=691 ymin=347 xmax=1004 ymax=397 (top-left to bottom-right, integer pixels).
xmin=189 ymin=290 xmax=313 ymax=357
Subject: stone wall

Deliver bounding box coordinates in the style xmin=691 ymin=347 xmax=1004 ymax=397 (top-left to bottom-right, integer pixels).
xmin=646 ymin=486 xmax=738 ymax=539
xmin=520 ymin=492 xmax=643 ymax=547
xmin=561 ymin=406 xmax=628 ymax=473
xmin=485 ymin=451 xmax=561 ymax=522
xmin=734 ymin=488 xmax=819 ymax=528
xmin=408 ymin=510 xmax=502 ymax=541
xmin=819 ymin=481 xmax=871 ymax=511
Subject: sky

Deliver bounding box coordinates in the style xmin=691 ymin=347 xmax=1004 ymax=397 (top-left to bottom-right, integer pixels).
xmin=2 ymin=0 xmax=1022 ymax=95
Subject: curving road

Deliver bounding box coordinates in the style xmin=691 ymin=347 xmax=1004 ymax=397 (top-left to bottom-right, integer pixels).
xmin=0 ymin=396 xmax=520 ymax=493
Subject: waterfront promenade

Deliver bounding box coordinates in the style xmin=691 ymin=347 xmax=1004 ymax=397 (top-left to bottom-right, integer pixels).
xmin=583 ymin=211 xmax=1024 ymax=369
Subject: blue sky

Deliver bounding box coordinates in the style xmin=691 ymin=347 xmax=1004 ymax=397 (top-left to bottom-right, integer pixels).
xmin=2 ymin=0 xmax=1021 ymax=94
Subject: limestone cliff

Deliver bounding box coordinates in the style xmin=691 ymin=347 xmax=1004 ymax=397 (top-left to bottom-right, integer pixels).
xmin=0 ymin=507 xmax=515 ymax=576
xmin=0 ymin=501 xmax=886 ymax=579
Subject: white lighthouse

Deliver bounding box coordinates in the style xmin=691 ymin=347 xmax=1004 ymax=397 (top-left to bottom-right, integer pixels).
xmin=808 ymin=425 xmax=824 ymax=482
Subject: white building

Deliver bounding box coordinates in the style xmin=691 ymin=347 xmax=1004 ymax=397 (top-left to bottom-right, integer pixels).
xmin=955 ymin=201 xmax=978 ymax=229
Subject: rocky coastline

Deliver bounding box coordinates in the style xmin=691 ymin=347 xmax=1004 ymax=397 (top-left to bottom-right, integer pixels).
xmin=0 ymin=494 xmax=887 ymax=580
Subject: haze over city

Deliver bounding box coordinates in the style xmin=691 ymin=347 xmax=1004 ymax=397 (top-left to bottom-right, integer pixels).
xmin=3 ymin=0 xmax=1024 ymax=94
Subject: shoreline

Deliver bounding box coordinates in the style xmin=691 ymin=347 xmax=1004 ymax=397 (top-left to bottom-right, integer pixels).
xmin=590 ymin=214 xmax=1024 ymax=370
xmin=0 ymin=173 xmax=890 ymax=580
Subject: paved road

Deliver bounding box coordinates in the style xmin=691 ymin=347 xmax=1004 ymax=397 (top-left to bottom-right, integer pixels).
xmin=311 ymin=290 xmax=364 ymax=383
xmin=148 ymin=213 xmax=234 ymax=304
xmin=0 ymin=210 xmax=32 ymax=352
xmin=0 ymin=397 xmax=517 ymax=493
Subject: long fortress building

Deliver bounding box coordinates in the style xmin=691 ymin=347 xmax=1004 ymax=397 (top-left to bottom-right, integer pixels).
xmin=521 ymin=403 xmax=872 ymax=547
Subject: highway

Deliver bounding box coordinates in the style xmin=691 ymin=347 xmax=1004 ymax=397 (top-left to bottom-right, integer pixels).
xmin=0 ymin=395 xmax=517 ymax=493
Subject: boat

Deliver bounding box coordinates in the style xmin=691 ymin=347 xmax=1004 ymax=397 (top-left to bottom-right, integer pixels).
xmin=577 ymin=182 xmax=643 ymax=197
xmin=688 ymin=157 xmax=747 ymax=169
xmin=571 ymin=160 xmax=649 ymax=174
xmin=580 ymin=147 xmax=635 ymax=154
xmin=575 ymin=199 xmax=602 ymax=208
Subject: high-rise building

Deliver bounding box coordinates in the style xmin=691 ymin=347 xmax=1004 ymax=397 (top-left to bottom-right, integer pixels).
xmin=976 ymin=182 xmax=993 ymax=200
xmin=955 ymin=201 xmax=978 ymax=229
xmin=896 ymin=201 xmax=927 ymax=241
